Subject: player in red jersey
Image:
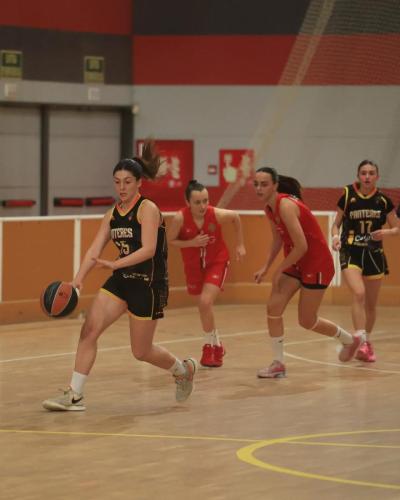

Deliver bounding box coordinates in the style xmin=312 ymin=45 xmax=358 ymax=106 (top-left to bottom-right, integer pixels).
xmin=168 ymin=180 xmax=246 ymax=367
xmin=253 ymin=167 xmax=362 ymax=378
xmin=331 ymin=160 xmax=400 ymax=362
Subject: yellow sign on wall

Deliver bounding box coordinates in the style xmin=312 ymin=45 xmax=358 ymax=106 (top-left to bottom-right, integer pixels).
xmin=84 ymin=56 xmax=105 ymax=83
xmin=0 ymin=50 xmax=23 ymax=79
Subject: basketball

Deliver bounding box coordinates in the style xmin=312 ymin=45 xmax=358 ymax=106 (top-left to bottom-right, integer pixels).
xmin=40 ymin=281 xmax=79 ymax=318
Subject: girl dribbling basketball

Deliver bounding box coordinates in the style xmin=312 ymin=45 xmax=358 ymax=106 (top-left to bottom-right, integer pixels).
xmin=42 ymin=140 xmax=196 ymax=411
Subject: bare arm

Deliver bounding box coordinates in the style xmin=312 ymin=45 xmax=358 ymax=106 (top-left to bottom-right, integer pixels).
xmin=274 ymin=198 xmax=308 ymax=277
xmin=331 ymin=208 xmax=344 ymax=251
xmin=167 ymin=211 xmax=210 ymax=248
xmin=254 ymin=219 xmax=283 ymax=283
xmin=72 ymin=209 xmax=113 ymax=289
xmin=214 ymin=207 xmax=246 ymax=260
xmin=371 ymin=210 xmax=400 ymax=240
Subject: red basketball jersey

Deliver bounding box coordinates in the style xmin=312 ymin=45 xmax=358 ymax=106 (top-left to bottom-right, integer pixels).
xmin=178 ymin=206 xmax=229 ymax=270
xmin=265 ymin=193 xmax=333 ymax=268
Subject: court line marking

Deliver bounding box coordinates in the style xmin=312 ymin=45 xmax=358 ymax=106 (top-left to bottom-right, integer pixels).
xmin=237 ymin=429 xmax=400 ymax=491
xmin=0 ymin=328 xmax=397 ymax=377
xmin=0 ymin=329 xmax=327 ymax=364
xmin=0 ymin=428 xmax=256 ymax=443
xmin=1 ymin=427 xmax=399 ymax=490
xmin=284 ymin=352 xmax=400 ymax=375
xmin=288 ymin=440 xmax=400 ymax=449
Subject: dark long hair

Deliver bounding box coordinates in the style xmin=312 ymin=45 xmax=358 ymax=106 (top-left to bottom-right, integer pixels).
xmin=113 ymin=139 xmax=162 ymax=180
xmin=185 ymin=179 xmax=206 ymax=201
xmin=256 ymin=167 xmax=302 ymax=200
xmin=357 ymin=159 xmax=379 ymax=175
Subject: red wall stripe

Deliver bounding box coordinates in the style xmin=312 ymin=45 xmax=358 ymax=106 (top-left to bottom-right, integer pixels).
xmin=0 ymin=0 xmax=132 ymax=35
xmin=303 ymin=34 xmax=400 ymax=85
xmin=133 ymin=34 xmax=400 ymax=85
xmin=133 ymin=35 xmax=296 ymax=85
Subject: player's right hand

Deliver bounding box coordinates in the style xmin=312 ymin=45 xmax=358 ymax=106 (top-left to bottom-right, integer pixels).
xmin=192 ymin=233 xmax=210 ymax=247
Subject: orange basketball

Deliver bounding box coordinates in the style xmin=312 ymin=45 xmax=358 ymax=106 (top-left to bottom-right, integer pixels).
xmin=40 ymin=281 xmax=79 ymax=318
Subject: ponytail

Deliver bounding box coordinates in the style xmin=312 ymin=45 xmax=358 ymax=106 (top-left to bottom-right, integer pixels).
xmin=256 ymin=167 xmax=302 ymax=200
xmin=113 ymin=139 xmax=162 ymax=180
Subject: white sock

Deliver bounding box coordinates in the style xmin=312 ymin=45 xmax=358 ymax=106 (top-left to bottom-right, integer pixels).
xmin=271 ymin=336 xmax=284 ymax=362
xmin=334 ymin=326 xmax=353 ymax=345
xmin=204 ymin=331 xmax=213 ymax=345
xmin=355 ymin=329 xmax=367 ymax=342
xmin=211 ymin=329 xmax=221 ymax=347
xmin=365 ymin=332 xmax=371 ymax=342
xmin=169 ymin=359 xmax=185 ymax=377
xmin=70 ymin=371 xmax=87 ymax=394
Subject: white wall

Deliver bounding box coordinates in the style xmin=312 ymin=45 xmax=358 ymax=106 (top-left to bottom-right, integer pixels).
xmin=133 ymin=85 xmax=400 ymax=187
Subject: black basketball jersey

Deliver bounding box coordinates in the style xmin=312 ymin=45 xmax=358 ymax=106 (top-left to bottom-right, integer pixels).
xmin=337 ymin=183 xmax=394 ymax=249
xmin=109 ymin=196 xmax=168 ymax=283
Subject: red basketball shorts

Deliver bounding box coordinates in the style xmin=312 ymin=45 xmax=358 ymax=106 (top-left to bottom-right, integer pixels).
xmin=185 ymin=261 xmax=229 ymax=295
xmin=284 ymin=252 xmax=335 ymax=289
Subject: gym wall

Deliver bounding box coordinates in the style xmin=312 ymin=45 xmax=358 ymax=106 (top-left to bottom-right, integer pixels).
xmin=0 ymin=213 xmax=399 ymax=325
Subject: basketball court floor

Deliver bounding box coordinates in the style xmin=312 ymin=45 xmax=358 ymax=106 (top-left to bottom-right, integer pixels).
xmin=1 ymin=304 xmax=399 ymax=499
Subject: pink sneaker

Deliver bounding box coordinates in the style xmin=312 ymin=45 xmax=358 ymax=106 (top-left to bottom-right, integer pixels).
xmin=339 ymin=335 xmax=363 ymax=362
xmin=257 ymin=360 xmax=286 ymax=378
xmin=356 ymin=341 xmax=376 ymax=362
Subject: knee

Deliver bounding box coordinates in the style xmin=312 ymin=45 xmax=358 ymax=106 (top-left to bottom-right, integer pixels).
xmin=353 ymin=289 xmax=365 ymax=305
xmin=80 ymin=322 xmax=99 ymax=343
xmin=298 ymin=315 xmax=318 ymax=330
xmin=198 ymin=295 xmax=213 ymax=311
xmin=267 ymin=302 xmax=284 ymax=317
xmin=132 ymin=347 xmax=150 ymax=362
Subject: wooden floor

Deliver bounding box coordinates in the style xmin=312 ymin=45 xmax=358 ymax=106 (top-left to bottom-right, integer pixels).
xmin=1 ymin=304 xmax=399 ymax=500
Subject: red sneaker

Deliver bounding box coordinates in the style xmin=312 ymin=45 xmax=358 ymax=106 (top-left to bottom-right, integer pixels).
xmin=257 ymin=360 xmax=286 ymax=378
xmin=200 ymin=344 xmax=214 ymax=367
xmin=356 ymin=341 xmax=376 ymax=362
xmin=213 ymin=344 xmax=225 ymax=367
xmin=339 ymin=335 xmax=363 ymax=362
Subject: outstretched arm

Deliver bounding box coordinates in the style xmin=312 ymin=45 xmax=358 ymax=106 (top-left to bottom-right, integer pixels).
xmin=271 ymin=199 xmax=307 ymax=287
xmin=214 ymin=208 xmax=246 ymax=261
xmin=331 ymin=208 xmax=344 ymax=251
xmin=254 ymin=219 xmax=283 ymax=283
xmin=72 ymin=210 xmax=112 ymax=290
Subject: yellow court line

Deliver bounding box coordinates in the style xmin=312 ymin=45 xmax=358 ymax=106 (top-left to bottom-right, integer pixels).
xmin=0 ymin=428 xmax=257 ymax=443
xmin=237 ymin=429 xmax=400 ymax=491
xmin=288 ymin=440 xmax=400 ymax=449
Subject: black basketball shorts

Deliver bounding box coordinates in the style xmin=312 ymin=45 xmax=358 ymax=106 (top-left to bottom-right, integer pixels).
xmin=339 ymin=245 xmax=388 ymax=279
xmin=101 ymin=273 xmax=168 ymax=320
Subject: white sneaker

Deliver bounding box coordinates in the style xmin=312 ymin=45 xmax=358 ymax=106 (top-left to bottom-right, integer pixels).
xmin=174 ymin=358 xmax=197 ymax=402
xmin=42 ymin=388 xmax=85 ymax=411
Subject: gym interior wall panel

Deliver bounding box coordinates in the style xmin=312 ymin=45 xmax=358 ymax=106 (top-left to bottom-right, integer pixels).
xmin=0 ymin=0 xmax=132 ymax=35
xmin=0 ymin=27 xmax=132 ymax=84
xmin=2 ymin=220 xmax=74 ymax=301
xmin=48 ymin=109 xmax=121 ymax=215
xmin=0 ymin=106 xmax=40 ymax=216
xmin=133 ymin=84 xmax=400 ymax=188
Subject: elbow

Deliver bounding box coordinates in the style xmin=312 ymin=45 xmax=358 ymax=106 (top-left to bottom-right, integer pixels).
xmin=299 ymin=241 xmax=308 ymax=258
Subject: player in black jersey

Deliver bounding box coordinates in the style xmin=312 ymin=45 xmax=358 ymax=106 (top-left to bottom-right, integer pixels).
xmin=331 ymin=160 xmax=399 ymax=362
xmin=43 ymin=140 xmax=196 ymax=411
